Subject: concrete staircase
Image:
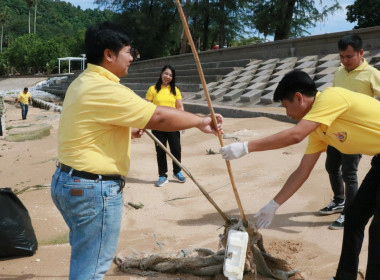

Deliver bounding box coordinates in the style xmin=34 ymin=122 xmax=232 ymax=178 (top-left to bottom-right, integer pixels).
xmin=187 ymin=51 xmax=380 ymax=108
xmin=41 ymin=51 xmax=380 ymax=109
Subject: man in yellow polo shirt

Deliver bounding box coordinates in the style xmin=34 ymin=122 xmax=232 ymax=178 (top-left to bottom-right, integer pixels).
xmin=52 ymin=22 xmax=223 ymax=280
xmin=16 ymin=87 xmax=32 ymax=120
xmin=320 ymin=34 xmax=380 ymax=230
xmin=220 ymin=70 xmax=380 ymax=280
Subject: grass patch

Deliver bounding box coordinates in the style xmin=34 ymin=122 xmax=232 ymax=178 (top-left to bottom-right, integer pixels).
xmin=40 ymin=232 xmax=69 ymax=245
xmin=205 ymin=148 xmax=218 ymax=155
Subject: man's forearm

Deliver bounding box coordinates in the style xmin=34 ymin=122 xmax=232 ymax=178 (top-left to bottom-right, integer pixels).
xmin=274 ymin=152 xmax=321 ymax=205
xmin=145 ymin=106 xmax=202 ymax=131
xmin=248 ymin=128 xmax=302 ymax=152
xmin=248 ymin=119 xmax=320 ymax=152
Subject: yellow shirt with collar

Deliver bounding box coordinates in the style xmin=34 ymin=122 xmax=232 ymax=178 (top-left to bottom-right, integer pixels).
xmin=58 ymin=63 xmax=156 ymax=176
xmin=334 ymin=58 xmax=380 ymax=97
xmin=145 ymin=85 xmax=182 ymax=108
xmin=18 ymin=91 xmax=31 ymax=104
xmin=303 ymin=87 xmax=380 ymax=155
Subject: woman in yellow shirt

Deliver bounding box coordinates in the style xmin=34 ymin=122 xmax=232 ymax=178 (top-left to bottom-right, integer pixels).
xmin=146 ymin=65 xmax=186 ymax=187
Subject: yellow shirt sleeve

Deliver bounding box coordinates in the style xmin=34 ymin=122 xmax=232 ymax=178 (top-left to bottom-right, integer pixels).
xmin=303 ymin=89 xmax=349 ymax=127
xmin=303 ymin=87 xmax=380 ymax=155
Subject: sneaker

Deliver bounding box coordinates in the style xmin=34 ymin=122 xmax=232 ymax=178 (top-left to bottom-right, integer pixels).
xmin=329 ymin=214 xmax=344 ymax=230
xmin=155 ymin=176 xmax=168 ymax=187
xmin=173 ymin=172 xmax=186 ymax=183
xmin=319 ymin=200 xmax=345 ymax=215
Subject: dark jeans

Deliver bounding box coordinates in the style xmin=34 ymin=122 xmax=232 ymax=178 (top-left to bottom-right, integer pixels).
xmin=335 ymin=154 xmax=380 ymax=280
xmin=152 ymin=130 xmax=181 ymax=177
xmin=325 ymin=145 xmax=362 ymax=213
xmin=20 ymin=103 xmax=28 ymax=120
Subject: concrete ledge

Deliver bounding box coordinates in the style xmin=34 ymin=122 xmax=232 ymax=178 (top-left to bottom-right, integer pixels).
xmin=184 ymin=103 xmax=295 ymax=124
xmin=33 ymin=98 xmax=62 ymax=113
xmin=5 ymin=123 xmax=52 ymax=142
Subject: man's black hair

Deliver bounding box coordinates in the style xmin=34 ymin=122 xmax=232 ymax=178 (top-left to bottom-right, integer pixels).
xmin=85 ymin=22 xmax=132 ymax=65
xmin=155 ymin=65 xmax=177 ymax=96
xmin=273 ymin=70 xmax=318 ymax=102
xmin=338 ymin=34 xmax=362 ymax=52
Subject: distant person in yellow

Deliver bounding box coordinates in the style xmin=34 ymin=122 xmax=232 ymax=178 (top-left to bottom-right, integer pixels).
xmin=51 ymin=22 xmax=223 ymax=280
xmin=220 ymin=70 xmax=380 ymax=280
xmin=319 ymin=34 xmax=380 ymax=230
xmin=16 ymin=87 xmax=32 ymax=120
xmin=146 ymin=65 xmax=186 ymax=187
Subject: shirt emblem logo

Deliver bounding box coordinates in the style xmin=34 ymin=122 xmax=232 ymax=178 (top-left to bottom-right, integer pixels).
xmin=334 ymin=132 xmax=347 ymax=142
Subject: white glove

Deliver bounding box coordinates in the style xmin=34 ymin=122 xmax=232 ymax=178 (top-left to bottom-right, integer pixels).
xmin=219 ymin=142 xmax=249 ymax=160
xmin=254 ymin=199 xmax=280 ymax=229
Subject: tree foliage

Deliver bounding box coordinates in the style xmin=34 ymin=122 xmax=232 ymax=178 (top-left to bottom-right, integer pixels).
xmin=0 ymin=0 xmax=115 ymax=75
xmin=0 ymin=0 xmax=345 ymax=74
xmin=248 ymin=0 xmax=341 ymax=40
xmin=6 ymin=34 xmax=69 ymax=74
xmin=346 ymin=0 xmax=380 ymax=29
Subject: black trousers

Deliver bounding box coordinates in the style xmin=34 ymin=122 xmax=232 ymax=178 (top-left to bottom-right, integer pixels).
xmin=325 ymin=145 xmax=362 ymax=214
xmin=335 ymin=154 xmax=380 ymax=280
xmin=152 ymin=130 xmax=181 ymax=177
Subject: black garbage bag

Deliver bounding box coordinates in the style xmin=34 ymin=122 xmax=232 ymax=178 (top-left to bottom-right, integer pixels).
xmin=0 ymin=187 xmax=38 ymax=258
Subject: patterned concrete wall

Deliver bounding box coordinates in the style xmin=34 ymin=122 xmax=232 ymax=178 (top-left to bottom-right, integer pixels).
xmin=187 ymin=50 xmax=380 ymax=108
xmin=130 ymin=26 xmax=380 ymax=69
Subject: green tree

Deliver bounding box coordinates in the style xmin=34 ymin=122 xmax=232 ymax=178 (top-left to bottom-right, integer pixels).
xmin=6 ymin=33 xmax=69 ymax=73
xmin=346 ymin=0 xmax=380 ymax=29
xmin=96 ymin=0 xmax=182 ymax=59
xmin=249 ymin=0 xmax=341 ymax=40
xmin=24 ymin=0 xmax=33 ymax=33
xmin=0 ymin=7 xmax=11 ymax=53
xmin=33 ymin=0 xmax=38 ymax=33
xmin=185 ymin=0 xmax=249 ymax=51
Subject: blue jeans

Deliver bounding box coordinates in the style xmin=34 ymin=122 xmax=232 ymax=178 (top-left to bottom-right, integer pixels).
xmin=325 ymin=145 xmax=362 ymax=213
xmin=20 ymin=103 xmax=28 ymax=119
xmin=51 ymin=167 xmax=123 ymax=279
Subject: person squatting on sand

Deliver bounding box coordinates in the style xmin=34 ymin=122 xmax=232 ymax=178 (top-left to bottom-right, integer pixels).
xmin=319 ymin=34 xmax=380 ymax=230
xmin=146 ymin=65 xmax=187 ymax=187
xmin=16 ymin=87 xmax=32 ymax=120
xmin=51 ymin=22 xmax=223 ymax=279
xmin=220 ymin=70 xmax=380 ymax=280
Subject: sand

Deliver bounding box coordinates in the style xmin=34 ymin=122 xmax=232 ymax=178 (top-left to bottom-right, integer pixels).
xmin=0 ymin=78 xmax=370 ymax=280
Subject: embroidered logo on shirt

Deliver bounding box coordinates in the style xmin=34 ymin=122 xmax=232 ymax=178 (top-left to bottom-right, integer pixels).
xmin=334 ymin=132 xmax=347 ymax=142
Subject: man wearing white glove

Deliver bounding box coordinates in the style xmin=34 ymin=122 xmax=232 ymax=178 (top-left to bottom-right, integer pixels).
xmin=254 ymin=199 xmax=279 ymax=229
xmin=220 ymin=70 xmax=380 ymax=280
xmin=220 ymin=141 xmax=248 ymax=160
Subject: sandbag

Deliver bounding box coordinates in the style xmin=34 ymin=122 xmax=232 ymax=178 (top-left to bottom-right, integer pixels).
xmin=0 ymin=187 xmax=38 ymax=258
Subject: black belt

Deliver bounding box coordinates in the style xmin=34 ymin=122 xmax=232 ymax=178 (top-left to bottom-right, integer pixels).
xmin=58 ymin=163 xmax=125 ymax=189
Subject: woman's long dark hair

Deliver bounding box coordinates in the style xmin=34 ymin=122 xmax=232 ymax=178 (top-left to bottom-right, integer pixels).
xmin=155 ymin=65 xmax=176 ymax=96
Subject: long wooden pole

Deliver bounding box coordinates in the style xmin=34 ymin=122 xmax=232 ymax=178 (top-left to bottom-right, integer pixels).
xmin=144 ymin=129 xmax=229 ymax=222
xmin=174 ymin=0 xmax=246 ymax=221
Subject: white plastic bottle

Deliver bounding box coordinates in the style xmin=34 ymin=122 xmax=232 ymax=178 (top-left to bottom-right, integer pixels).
xmin=223 ymin=230 xmax=249 ymax=280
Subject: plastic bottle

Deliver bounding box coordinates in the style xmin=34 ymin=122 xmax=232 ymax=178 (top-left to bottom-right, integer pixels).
xmin=223 ymin=229 xmax=249 ymax=280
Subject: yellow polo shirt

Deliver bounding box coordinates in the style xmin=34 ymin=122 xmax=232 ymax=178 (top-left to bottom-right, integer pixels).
xmin=334 ymin=59 xmax=380 ymax=97
xmin=145 ymin=85 xmax=182 ymax=108
xmin=18 ymin=91 xmax=31 ymax=104
xmin=58 ymin=63 xmax=156 ymax=176
xmin=303 ymin=87 xmax=380 ymax=155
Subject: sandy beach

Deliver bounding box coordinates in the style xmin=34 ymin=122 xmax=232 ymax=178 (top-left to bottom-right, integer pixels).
xmin=0 ymin=77 xmax=370 ymax=280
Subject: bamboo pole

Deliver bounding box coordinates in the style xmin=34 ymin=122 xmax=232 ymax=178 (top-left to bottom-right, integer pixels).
xmin=174 ymin=0 xmax=246 ymax=221
xmin=144 ymin=129 xmax=229 ymax=222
